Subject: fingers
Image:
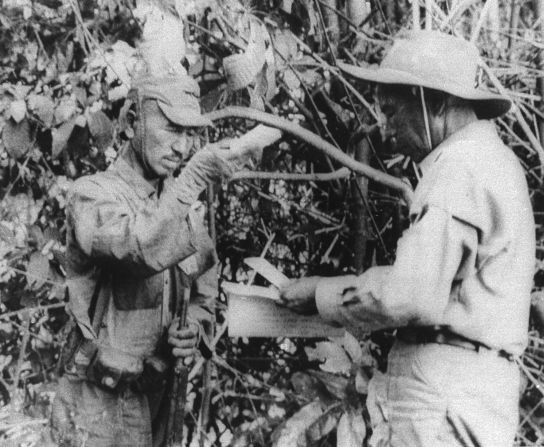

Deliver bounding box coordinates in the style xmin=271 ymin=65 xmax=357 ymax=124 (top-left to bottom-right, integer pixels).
xmin=169 ymin=320 xmax=199 ymax=359
xmin=172 ymin=347 xmax=195 ymax=362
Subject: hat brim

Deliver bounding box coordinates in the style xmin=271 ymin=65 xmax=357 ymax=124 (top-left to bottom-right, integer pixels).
xmin=158 ymin=102 xmax=213 ymax=127
xmin=338 ymin=62 xmax=512 ymax=119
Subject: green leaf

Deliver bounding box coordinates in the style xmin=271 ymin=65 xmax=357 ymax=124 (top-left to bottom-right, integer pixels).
xmin=54 ymin=97 xmax=77 ymax=125
xmin=10 ymin=99 xmax=27 ymax=123
xmin=27 ymin=94 xmax=54 ymax=128
xmin=51 ymin=119 xmax=75 ymax=159
xmin=282 ymin=70 xmax=300 ymax=91
xmin=337 ymin=410 xmax=366 ymax=447
xmin=0 ymin=222 xmax=15 ymax=245
xmin=306 ymin=405 xmax=343 ymax=442
xmin=2 ymin=118 xmax=32 ymax=160
xmin=290 ymin=371 xmax=320 ymax=401
xmin=271 ymin=401 xmax=323 ymax=447
xmin=87 ymin=110 xmax=113 ymax=150
xmin=308 ymin=370 xmax=349 ymax=401
xmin=27 ymin=251 xmax=50 ymax=289
xmin=331 ymin=332 xmax=363 ymax=364
xmin=305 ymin=341 xmax=351 ymax=374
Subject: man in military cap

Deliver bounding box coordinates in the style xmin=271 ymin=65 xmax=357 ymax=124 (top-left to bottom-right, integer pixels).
xmin=51 ymin=73 xmax=273 ymax=446
xmin=280 ymin=31 xmax=534 ymax=447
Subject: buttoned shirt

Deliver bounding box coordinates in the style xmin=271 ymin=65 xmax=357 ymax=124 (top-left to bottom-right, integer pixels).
xmin=66 ymin=157 xmax=216 ymax=359
xmin=316 ymin=121 xmax=535 ymax=355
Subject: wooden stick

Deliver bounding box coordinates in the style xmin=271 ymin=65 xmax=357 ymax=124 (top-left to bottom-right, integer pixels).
xmin=230 ymin=168 xmax=350 ymax=182
xmin=204 ymin=107 xmax=414 ymax=206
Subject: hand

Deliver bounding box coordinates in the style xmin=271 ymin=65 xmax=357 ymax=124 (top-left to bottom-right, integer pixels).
xmin=278 ymin=277 xmax=320 ymax=315
xmin=228 ymin=125 xmax=282 ymax=162
xmin=168 ymin=319 xmax=199 ymax=363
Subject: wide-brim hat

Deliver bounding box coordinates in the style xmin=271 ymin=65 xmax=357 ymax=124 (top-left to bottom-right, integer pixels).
xmin=132 ymin=74 xmax=213 ymax=127
xmin=338 ymin=31 xmax=511 ymax=119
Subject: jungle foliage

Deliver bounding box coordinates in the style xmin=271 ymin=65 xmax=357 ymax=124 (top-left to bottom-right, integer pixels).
xmin=0 ymin=0 xmax=543 ymax=446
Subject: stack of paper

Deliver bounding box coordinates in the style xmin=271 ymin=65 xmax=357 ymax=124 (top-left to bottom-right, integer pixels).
xmin=224 ymin=258 xmax=344 ymax=338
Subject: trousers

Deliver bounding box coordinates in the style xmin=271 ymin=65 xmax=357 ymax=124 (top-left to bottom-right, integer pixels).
xmin=50 ymin=375 xmax=169 ymax=447
xmin=367 ymin=340 xmax=520 ymax=447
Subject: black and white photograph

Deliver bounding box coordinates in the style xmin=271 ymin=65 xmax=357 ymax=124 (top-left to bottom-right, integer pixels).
xmin=0 ymin=0 xmax=543 ymax=446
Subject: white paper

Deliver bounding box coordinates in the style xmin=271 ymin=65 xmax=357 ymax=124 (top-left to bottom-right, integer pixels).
xmin=243 ymin=257 xmax=290 ymax=288
xmin=224 ymin=281 xmax=344 ymax=338
xmin=222 ymin=281 xmax=280 ymax=301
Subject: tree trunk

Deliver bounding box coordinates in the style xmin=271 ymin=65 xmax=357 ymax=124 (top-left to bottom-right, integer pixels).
xmin=535 ymin=0 xmax=544 ymax=150
xmin=507 ymin=0 xmax=520 ymax=58
xmin=351 ymin=139 xmax=371 ymax=274
xmin=320 ymin=0 xmax=340 ymax=56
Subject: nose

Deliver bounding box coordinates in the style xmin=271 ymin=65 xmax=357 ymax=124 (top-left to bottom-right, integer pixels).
xmin=171 ymin=137 xmax=189 ymax=159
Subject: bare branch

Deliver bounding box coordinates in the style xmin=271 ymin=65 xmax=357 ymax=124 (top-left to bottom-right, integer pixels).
xmin=205 ymin=106 xmax=414 ymax=205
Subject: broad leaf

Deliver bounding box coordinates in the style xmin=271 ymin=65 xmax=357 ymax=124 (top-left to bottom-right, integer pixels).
xmin=51 ymin=119 xmax=75 ymax=159
xmin=271 ymin=401 xmax=323 ymax=447
xmin=330 ymin=332 xmax=363 ymax=364
xmin=26 ymin=251 xmax=50 ymax=289
xmin=305 ymin=340 xmax=351 ymax=374
xmin=306 ymin=404 xmax=343 ymax=442
xmin=291 ymin=371 xmax=320 ymax=401
xmin=54 ymin=97 xmax=77 ymax=125
xmin=0 ymin=222 xmax=15 ymax=245
xmin=10 ymin=99 xmax=27 ymax=123
xmin=2 ymin=118 xmax=32 ymax=160
xmin=27 ymin=94 xmax=54 ymax=127
xmin=337 ymin=410 xmax=366 ymax=447
xmin=87 ymin=110 xmax=113 ymax=150
xmin=308 ymin=370 xmax=349 ymax=401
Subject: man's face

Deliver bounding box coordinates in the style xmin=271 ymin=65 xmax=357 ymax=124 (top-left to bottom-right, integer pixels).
xmin=142 ymin=101 xmax=195 ymax=178
xmin=376 ymin=85 xmax=430 ymax=162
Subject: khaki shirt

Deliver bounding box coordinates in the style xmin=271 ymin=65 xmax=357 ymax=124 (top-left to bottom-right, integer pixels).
xmin=66 ymin=157 xmax=216 ymax=358
xmin=316 ymin=121 xmax=535 ymax=355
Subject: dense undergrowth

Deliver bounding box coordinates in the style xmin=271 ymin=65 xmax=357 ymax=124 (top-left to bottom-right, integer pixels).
xmin=0 ymin=0 xmax=543 ymax=445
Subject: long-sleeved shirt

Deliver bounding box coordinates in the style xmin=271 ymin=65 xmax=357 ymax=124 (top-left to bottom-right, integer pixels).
xmin=316 ymin=121 xmax=535 ymax=356
xmin=66 ymin=156 xmax=217 ymax=358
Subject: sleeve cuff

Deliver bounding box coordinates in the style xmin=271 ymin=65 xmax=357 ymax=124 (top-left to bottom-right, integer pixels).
xmin=315 ymin=275 xmax=357 ymax=325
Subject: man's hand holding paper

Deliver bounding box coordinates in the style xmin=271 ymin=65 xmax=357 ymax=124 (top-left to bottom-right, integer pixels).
xmin=278 ymin=277 xmax=320 ymax=315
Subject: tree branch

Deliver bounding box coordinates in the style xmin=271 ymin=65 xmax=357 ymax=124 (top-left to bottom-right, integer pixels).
xmin=205 ymin=106 xmax=413 ymax=205
xmin=230 ymin=168 xmax=351 ymax=182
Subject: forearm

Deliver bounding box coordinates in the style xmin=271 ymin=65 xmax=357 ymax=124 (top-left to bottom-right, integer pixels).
xmin=315 ymin=208 xmax=475 ymax=331
xmin=175 ymin=146 xmax=241 ymax=204
xmin=69 ymin=183 xmax=199 ymax=276
xmin=315 ymin=267 xmax=413 ymax=331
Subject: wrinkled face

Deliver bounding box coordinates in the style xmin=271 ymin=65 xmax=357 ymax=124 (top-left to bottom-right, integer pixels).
xmin=142 ymin=101 xmax=196 ymax=178
xmin=376 ymin=85 xmax=430 ymax=162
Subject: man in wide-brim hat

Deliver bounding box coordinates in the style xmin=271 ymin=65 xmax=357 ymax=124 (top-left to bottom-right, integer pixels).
xmin=280 ymin=31 xmax=535 ymax=447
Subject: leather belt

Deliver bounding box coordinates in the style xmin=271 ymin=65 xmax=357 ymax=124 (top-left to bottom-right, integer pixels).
xmin=396 ymin=327 xmax=515 ymax=362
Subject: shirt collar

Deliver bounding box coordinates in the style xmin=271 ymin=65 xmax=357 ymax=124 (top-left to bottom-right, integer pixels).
xmin=418 ymin=120 xmax=493 ymax=175
xmin=111 ymin=157 xmax=157 ymax=200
